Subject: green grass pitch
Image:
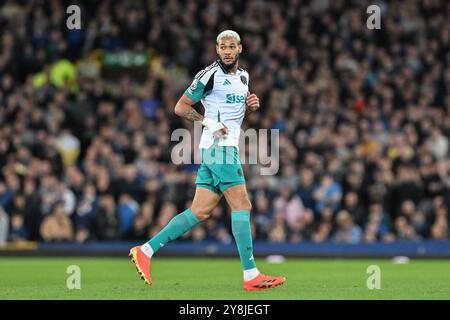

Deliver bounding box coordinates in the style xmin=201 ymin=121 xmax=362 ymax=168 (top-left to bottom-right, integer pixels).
xmin=0 ymin=257 xmax=449 ymax=299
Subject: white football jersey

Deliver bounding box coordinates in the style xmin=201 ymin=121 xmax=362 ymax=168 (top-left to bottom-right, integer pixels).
xmin=184 ymin=59 xmax=249 ymax=150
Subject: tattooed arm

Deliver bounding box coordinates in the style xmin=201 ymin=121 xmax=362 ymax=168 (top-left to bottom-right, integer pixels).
xmin=174 ymin=94 xmax=205 ymax=122
xmin=175 ymin=94 xmax=228 ymax=137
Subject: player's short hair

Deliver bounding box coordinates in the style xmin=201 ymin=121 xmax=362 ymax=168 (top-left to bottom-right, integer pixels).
xmin=216 ymin=30 xmax=241 ymax=44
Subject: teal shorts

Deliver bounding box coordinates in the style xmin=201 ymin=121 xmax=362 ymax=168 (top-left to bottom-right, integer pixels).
xmin=195 ymin=144 xmax=246 ymax=194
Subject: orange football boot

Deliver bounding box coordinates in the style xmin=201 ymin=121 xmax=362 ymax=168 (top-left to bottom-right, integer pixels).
xmin=129 ymin=245 xmax=153 ymax=285
xmin=243 ymin=273 xmax=286 ymax=291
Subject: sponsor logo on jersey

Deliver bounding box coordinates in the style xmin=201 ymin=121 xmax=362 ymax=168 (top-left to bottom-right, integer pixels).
xmin=223 ymin=79 xmax=231 ymax=85
xmin=226 ymin=93 xmax=246 ymax=104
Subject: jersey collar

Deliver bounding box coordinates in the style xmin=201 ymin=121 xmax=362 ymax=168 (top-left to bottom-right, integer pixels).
xmin=216 ymin=59 xmax=240 ymax=75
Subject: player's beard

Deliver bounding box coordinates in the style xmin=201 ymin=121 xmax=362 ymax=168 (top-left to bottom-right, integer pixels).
xmin=221 ymin=54 xmax=239 ymax=71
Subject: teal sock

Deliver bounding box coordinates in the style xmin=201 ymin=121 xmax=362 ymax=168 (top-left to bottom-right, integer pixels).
xmin=147 ymin=208 xmax=200 ymax=253
xmin=231 ymin=210 xmax=257 ymax=271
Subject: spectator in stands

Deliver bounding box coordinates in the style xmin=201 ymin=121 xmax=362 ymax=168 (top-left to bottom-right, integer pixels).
xmin=94 ymin=194 xmax=120 ymax=241
xmin=274 ymin=185 xmax=307 ymax=231
xmin=8 ymin=213 xmax=27 ymax=242
xmin=430 ymin=206 xmax=448 ymax=240
xmin=268 ymin=213 xmax=287 ymax=243
xmin=427 ymin=127 xmax=449 ymax=160
xmin=8 ymin=194 xmax=28 ymax=242
xmin=40 ymin=201 xmax=74 ymax=242
xmin=117 ymin=193 xmax=139 ymax=236
xmin=74 ymin=227 xmax=92 ymax=244
xmin=332 ymin=210 xmax=363 ymax=244
xmin=311 ymin=222 xmax=332 ymax=243
xmin=363 ymin=202 xmax=393 ymax=242
xmin=297 ymin=168 xmax=315 ymax=210
xmin=394 ymin=216 xmax=421 ymax=241
xmin=216 ymin=226 xmax=233 ymax=244
xmin=55 ymin=128 xmax=81 ymax=167
xmin=192 ymin=226 xmax=207 ymax=243
xmin=252 ymin=195 xmax=272 ymax=240
xmin=74 ymin=183 xmax=98 ymax=231
xmin=342 ymin=191 xmax=366 ymax=226
xmin=0 ymin=182 xmax=13 ymax=215
xmin=313 ymin=175 xmax=343 ymax=214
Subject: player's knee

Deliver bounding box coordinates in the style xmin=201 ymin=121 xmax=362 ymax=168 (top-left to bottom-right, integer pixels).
xmin=231 ymin=198 xmax=252 ymax=212
xmin=242 ymin=199 xmax=252 ymax=212
xmin=191 ymin=207 xmax=212 ymax=222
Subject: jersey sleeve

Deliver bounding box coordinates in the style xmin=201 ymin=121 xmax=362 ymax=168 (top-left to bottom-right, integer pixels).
xmin=184 ymin=68 xmax=215 ymax=102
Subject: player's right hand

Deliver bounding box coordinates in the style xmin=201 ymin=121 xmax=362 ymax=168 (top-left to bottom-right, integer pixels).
xmin=202 ymin=117 xmax=229 ymax=138
xmin=213 ymin=123 xmax=229 ymax=138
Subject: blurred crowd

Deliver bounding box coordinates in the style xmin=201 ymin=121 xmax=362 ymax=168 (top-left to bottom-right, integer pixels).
xmin=0 ymin=0 xmax=449 ymax=245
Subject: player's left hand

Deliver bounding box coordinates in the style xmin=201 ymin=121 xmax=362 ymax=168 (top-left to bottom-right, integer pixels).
xmin=246 ymin=92 xmax=260 ymax=112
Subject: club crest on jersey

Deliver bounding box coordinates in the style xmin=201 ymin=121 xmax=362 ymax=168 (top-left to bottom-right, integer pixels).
xmin=240 ymin=75 xmax=247 ymax=85
xmin=188 ymin=79 xmax=198 ymax=93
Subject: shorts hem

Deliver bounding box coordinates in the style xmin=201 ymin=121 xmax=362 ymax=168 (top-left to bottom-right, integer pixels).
xmin=219 ymin=181 xmax=246 ymax=193
xmin=196 ymin=183 xmax=222 ymax=195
